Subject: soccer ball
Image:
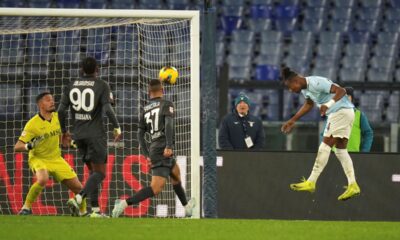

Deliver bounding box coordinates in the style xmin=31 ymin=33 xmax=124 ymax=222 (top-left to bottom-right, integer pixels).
xmin=159 ymin=66 xmax=178 ymax=85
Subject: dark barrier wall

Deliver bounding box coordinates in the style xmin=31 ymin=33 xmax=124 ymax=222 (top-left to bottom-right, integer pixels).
xmin=217 ymin=151 xmax=400 ymax=221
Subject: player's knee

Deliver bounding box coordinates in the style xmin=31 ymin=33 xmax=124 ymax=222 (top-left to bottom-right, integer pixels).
xmin=92 ymin=171 xmax=105 ymax=181
xmin=36 ymin=177 xmax=48 ymax=187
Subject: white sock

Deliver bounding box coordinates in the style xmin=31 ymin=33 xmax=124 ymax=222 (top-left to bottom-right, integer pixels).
xmin=91 ymin=207 xmax=100 ymax=213
xmin=308 ymin=142 xmax=332 ymax=183
xmin=75 ymin=194 xmax=82 ymax=205
xmin=120 ymin=200 xmax=128 ymax=209
xmin=335 ymin=148 xmax=356 ymax=185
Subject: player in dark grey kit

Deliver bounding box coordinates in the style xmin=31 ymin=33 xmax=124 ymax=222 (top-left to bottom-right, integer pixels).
xmin=112 ymin=79 xmax=195 ymax=218
xmin=58 ymin=57 xmax=122 ymax=218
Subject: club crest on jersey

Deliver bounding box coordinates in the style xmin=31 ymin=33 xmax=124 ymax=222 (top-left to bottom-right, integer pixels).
xmin=169 ymin=106 xmax=174 ymax=113
xmin=21 ymin=131 xmax=26 ymax=137
xmin=249 ymin=121 xmax=255 ymax=127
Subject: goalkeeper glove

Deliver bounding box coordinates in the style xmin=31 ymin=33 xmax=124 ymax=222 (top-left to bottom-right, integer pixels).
xmin=114 ymin=127 xmax=121 ymax=136
xmin=25 ymin=137 xmax=43 ymax=151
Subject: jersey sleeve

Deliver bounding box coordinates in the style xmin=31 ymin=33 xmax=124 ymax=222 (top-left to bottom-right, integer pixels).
xmin=163 ymin=101 xmax=175 ymax=118
xmin=101 ymin=81 xmax=114 ymax=105
xmin=308 ymin=77 xmax=332 ymax=94
xmin=19 ymin=120 xmax=37 ymax=143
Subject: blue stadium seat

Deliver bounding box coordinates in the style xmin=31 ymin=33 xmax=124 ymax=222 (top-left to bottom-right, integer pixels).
xmin=341 ymin=56 xmax=367 ymax=69
xmin=319 ymin=31 xmax=342 ymax=44
xmin=347 ymin=31 xmax=371 ymax=44
xmin=312 ymin=66 xmax=337 ymax=80
xmin=345 ymin=43 xmax=369 ymax=58
xmin=367 ymin=68 xmax=393 ymax=82
xmin=108 ymin=0 xmax=135 ymax=9
xmin=0 ymin=84 xmax=22 ymax=120
xmin=222 ymin=6 xmax=244 ymax=17
xmin=385 ymin=8 xmax=400 ymax=21
xmin=275 ymin=18 xmax=297 ymax=34
xmin=254 ymin=65 xmax=279 ymax=81
xmin=275 ymin=4 xmax=299 ymax=19
xmin=115 ymin=34 xmax=138 ymax=66
xmin=370 ymin=56 xmax=395 ymax=70
xmin=373 ymin=44 xmax=398 ymax=58
xmin=314 ymin=56 xmax=338 ymax=69
xmin=259 ymin=43 xmax=283 ymax=56
xmin=229 ymin=42 xmax=254 ymax=55
xmin=333 ymin=0 xmax=355 ymax=8
xmin=339 ymin=67 xmax=365 ymax=82
xmin=28 ymin=0 xmax=52 ymax=8
xmin=171 ymin=42 xmax=190 ymax=67
xmin=84 ymin=0 xmax=107 ymax=9
xmin=396 ymin=69 xmax=400 ymax=82
xmin=56 ymin=0 xmax=80 ymax=8
xmin=331 ymin=7 xmax=353 ymax=20
xmin=165 ymin=0 xmax=191 ymax=10
xmin=0 ymin=0 xmax=24 ymax=7
xmin=291 ymin=31 xmax=314 ymax=44
xmin=360 ymin=92 xmax=384 ymax=122
xmin=220 ymin=16 xmax=243 ymax=35
xmin=222 ymin=0 xmax=245 ymax=6
xmin=283 ymin=91 xmax=299 ymax=120
xmin=250 ymin=0 xmax=274 ymax=4
xmin=141 ymin=38 xmax=167 ymax=66
xmin=231 ymin=30 xmax=255 ymax=43
xmin=361 ymin=0 xmax=382 ymax=8
xmin=387 ymin=92 xmax=400 ymax=123
xmin=288 ymin=42 xmax=313 ymax=59
xmin=353 ymin=20 xmax=379 ymax=33
xmin=356 ymin=7 xmax=381 ymax=21
xmin=382 ymin=20 xmax=400 ymax=32
xmin=247 ymin=19 xmax=272 ymax=33
xmin=229 ymin=66 xmax=251 ymax=81
xmin=0 ymin=34 xmax=24 ymax=64
xmin=284 ymin=58 xmax=310 ymax=74
xmin=301 ymin=19 xmax=325 ymax=32
xmin=227 ymin=54 xmax=252 ymax=67
xmin=316 ymin=43 xmax=341 ymax=59
xmin=328 ymin=19 xmax=350 ymax=32
xmin=307 ymin=0 xmax=327 ymax=7
xmin=249 ymin=3 xmax=273 ymax=19
xmin=260 ymin=89 xmax=279 ymax=121
xmin=389 ymin=0 xmax=400 ymax=7
xmin=260 ymin=31 xmax=283 ymax=43
xmin=377 ymin=32 xmax=399 ymax=45
xmin=256 ymin=54 xmax=281 ymax=66
xmin=303 ymin=7 xmax=326 ymax=20
xmin=137 ymin=0 xmax=164 ymax=9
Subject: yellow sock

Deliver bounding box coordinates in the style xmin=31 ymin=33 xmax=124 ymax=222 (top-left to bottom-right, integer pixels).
xmin=23 ymin=182 xmax=44 ymax=209
xmin=80 ymin=198 xmax=87 ymax=215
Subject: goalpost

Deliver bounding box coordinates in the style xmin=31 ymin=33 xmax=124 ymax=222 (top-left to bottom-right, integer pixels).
xmin=0 ymin=8 xmax=200 ymax=218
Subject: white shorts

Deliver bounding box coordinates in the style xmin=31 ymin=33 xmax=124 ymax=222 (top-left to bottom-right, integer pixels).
xmin=323 ymin=108 xmax=354 ymax=139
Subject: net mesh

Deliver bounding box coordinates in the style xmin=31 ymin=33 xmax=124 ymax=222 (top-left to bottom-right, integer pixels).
xmin=0 ymin=15 xmax=193 ymax=217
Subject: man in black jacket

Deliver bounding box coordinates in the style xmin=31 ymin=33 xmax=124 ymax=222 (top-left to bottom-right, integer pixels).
xmin=218 ymin=93 xmax=265 ymax=149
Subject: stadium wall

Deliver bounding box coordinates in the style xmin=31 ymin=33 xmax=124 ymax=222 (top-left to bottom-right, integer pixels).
xmin=217 ymin=151 xmax=400 ymax=221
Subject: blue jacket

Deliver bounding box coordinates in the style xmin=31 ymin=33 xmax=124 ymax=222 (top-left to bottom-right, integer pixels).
xmin=320 ymin=108 xmax=373 ymax=152
xmin=218 ymin=111 xmax=265 ymax=150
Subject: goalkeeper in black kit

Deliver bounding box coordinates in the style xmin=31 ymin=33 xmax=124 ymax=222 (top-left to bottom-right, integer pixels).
xmin=112 ymin=79 xmax=195 ymax=218
xmin=57 ymin=57 xmax=122 ymax=217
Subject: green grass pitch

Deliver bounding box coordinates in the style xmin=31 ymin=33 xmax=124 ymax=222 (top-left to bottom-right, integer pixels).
xmin=0 ymin=215 xmax=399 ymax=240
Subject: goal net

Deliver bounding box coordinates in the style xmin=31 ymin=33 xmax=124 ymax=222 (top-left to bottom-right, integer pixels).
xmin=0 ymin=8 xmax=200 ymax=218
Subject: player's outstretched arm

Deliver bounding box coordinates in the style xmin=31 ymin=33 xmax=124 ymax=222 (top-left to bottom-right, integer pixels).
xmin=103 ymin=103 xmax=121 ymax=142
xmin=14 ymin=138 xmax=42 ymax=152
xmin=281 ymin=99 xmax=314 ymax=134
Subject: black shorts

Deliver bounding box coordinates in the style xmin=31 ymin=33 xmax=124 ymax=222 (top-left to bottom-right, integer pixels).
xmin=75 ymin=137 xmax=107 ymax=164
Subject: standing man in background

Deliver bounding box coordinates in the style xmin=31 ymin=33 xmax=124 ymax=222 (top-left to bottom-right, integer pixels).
xmin=58 ymin=57 xmax=122 ymax=217
xmin=218 ymin=92 xmax=265 ymax=150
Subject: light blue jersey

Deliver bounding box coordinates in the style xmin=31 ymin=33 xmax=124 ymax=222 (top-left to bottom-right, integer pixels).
xmin=301 ymin=76 xmax=354 ymax=115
